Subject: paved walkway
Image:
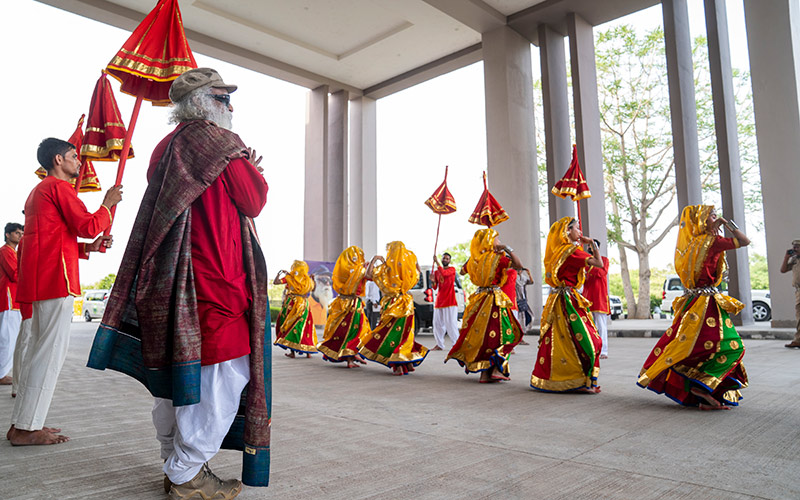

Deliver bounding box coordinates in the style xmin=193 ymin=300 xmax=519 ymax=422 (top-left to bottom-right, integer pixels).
xmin=1 ymin=322 xmax=799 ymax=499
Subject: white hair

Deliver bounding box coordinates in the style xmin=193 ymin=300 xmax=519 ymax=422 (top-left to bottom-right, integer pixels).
xmin=169 ymin=84 xmax=233 ymax=130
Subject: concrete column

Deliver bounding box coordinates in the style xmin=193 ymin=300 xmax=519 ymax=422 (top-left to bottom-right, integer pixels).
xmin=538 ymin=24 xmax=574 ymax=225
xmin=304 ymin=85 xmax=328 ymax=261
xmin=662 ymin=0 xmax=702 ymax=209
xmin=568 ymin=13 xmax=607 ymax=255
xmin=744 ymin=0 xmax=800 ymax=327
xmin=482 ymin=25 xmax=543 ymax=317
xmin=326 ymin=90 xmax=348 ymax=261
xmin=704 ymin=0 xmax=753 ymax=325
xmin=349 ymin=96 xmax=378 ymax=257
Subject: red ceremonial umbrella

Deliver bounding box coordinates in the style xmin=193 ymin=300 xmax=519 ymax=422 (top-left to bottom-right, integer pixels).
xmin=424 ymin=165 xmax=457 ymax=258
xmin=103 ymin=0 xmax=197 ymax=231
xmin=34 ymin=115 xmax=102 ymax=192
xmin=468 ymin=171 xmax=509 ymax=228
xmin=81 ymin=73 xmax=133 ymax=163
xmin=551 ymin=144 xmax=592 ymax=230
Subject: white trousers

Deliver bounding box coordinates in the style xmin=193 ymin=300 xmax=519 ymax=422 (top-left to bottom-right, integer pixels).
xmin=153 ymin=354 xmax=250 ymax=485
xmin=593 ymin=312 xmax=609 ymax=356
xmin=0 ymin=309 xmax=22 ymax=377
xmin=11 ymin=297 xmax=74 ymax=430
xmin=433 ymin=306 xmax=459 ymax=348
xmin=11 ymin=318 xmax=32 ymax=395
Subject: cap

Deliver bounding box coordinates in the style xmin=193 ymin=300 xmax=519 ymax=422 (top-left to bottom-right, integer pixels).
xmin=169 ymin=67 xmax=237 ymax=103
xmin=792 ymin=239 xmax=800 ymax=246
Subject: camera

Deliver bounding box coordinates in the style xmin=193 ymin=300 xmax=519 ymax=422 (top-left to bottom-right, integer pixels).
xmin=789 ymin=249 xmax=796 ymax=256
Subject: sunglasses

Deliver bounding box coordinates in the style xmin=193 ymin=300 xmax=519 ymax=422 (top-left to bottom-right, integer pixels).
xmin=210 ymin=94 xmax=231 ymax=106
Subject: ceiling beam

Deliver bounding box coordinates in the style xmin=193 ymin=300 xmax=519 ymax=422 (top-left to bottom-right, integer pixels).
xmin=421 ymin=0 xmax=506 ymax=33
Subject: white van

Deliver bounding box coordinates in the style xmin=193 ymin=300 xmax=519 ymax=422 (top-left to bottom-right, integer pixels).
xmin=660 ymin=275 xmax=771 ymax=321
xmin=82 ymin=289 xmax=110 ymax=322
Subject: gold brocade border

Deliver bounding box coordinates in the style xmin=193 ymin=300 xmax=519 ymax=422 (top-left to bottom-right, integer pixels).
xmin=275 ymin=338 xmax=318 ymax=354
xmin=445 ymin=353 xmax=494 ymax=373
xmin=107 ymin=58 xmax=195 ymax=81
xmin=358 ymin=345 xmax=427 ymax=368
xmin=317 ymin=345 xmax=359 ymax=361
xmin=81 ymin=139 xmax=131 ymax=160
xmin=100 ymin=205 xmax=113 ymax=225
xmin=530 ymin=374 xmax=593 ymax=391
xmin=118 ymin=47 xmax=194 ymax=65
xmin=670 ymin=364 xmax=725 ymax=391
xmin=86 ymin=124 xmax=125 ymax=132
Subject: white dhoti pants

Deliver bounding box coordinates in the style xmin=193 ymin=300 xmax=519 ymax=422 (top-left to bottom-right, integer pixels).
xmin=0 ymin=309 xmax=22 ymax=377
xmin=593 ymin=312 xmax=609 ymax=356
xmin=433 ymin=306 xmax=459 ymax=348
xmin=11 ymin=317 xmax=32 ymax=395
xmin=11 ymin=297 xmax=73 ymax=430
xmin=153 ymin=354 xmax=250 ymax=485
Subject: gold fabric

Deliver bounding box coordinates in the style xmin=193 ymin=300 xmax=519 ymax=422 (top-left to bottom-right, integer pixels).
xmin=543 ymin=216 xmax=584 ymax=289
xmin=372 ymin=241 xmax=418 ymax=318
xmin=465 ymin=228 xmax=512 ymax=307
xmin=285 ymin=260 xmax=314 ymax=296
xmin=333 ymin=246 xmax=367 ymax=296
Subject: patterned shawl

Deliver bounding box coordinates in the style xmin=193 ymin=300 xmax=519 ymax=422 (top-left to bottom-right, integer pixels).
xmin=86 ymin=120 xmax=271 ymax=486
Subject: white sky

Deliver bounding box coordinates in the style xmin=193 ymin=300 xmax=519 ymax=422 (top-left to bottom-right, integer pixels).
xmin=0 ymin=0 xmax=763 ymax=285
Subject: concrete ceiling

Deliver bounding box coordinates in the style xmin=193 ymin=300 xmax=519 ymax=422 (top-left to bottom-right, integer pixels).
xmin=37 ymin=0 xmax=656 ymax=98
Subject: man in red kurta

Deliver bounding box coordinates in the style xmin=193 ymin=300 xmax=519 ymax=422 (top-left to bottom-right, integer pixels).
xmin=431 ymin=252 xmax=459 ymax=350
xmin=0 ymin=223 xmax=24 ymax=384
xmin=8 ymin=138 xmax=121 ymax=446
xmin=583 ymin=239 xmax=610 ymax=359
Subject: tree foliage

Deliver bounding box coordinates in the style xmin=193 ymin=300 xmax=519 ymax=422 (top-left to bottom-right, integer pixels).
xmin=594 ymin=25 xmax=759 ymax=317
xmin=81 ymin=273 xmax=116 ymax=292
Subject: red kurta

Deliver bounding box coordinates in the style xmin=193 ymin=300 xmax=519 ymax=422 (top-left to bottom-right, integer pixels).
xmin=0 ymin=244 xmax=19 ymax=311
xmin=501 ymin=267 xmax=518 ymax=310
xmin=149 ymin=124 xmax=268 ymax=365
xmin=17 ymin=176 xmax=111 ymax=302
xmin=583 ymin=256 xmax=610 ymax=314
xmin=432 ymin=266 xmax=457 ymax=308
xmin=697 ymin=236 xmax=739 ymax=286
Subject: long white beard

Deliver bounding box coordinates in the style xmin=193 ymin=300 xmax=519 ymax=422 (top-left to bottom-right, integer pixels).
xmin=207 ymin=106 xmax=233 ymax=130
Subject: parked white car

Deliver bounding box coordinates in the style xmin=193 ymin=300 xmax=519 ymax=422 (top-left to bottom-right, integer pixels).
xmin=82 ymin=289 xmax=109 ymax=322
xmin=660 ymin=275 xmax=771 ymax=321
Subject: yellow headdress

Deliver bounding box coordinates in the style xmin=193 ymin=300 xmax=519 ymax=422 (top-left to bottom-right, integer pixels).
xmin=543 ymin=217 xmax=584 ymax=288
xmin=332 ymin=246 xmax=366 ymax=296
xmin=373 ymin=241 xmax=419 ymax=295
xmin=285 ymin=260 xmax=314 ymax=295
xmin=674 ymin=204 xmax=724 ymax=289
xmin=466 ymin=228 xmax=503 ymax=287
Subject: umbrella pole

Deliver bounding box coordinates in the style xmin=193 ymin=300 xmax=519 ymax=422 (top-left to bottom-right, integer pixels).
xmin=74 ymin=160 xmax=88 ymax=193
xmin=104 ymin=93 xmax=142 ymax=236
xmin=433 ymin=214 xmax=442 ymax=261
xmin=577 ymin=200 xmax=583 ymax=232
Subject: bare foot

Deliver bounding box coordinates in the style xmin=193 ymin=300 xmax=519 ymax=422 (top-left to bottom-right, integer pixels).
xmin=346 ymin=359 xmax=360 ymax=368
xmin=7 ymin=425 xmax=63 ymax=440
xmin=284 ymin=351 xmax=295 ymax=359
xmin=407 ymin=364 xmax=415 ymax=372
xmin=355 ymin=355 xmax=367 ymax=364
xmin=576 ymin=386 xmax=601 ymax=394
xmin=430 ymin=346 xmax=443 ymax=351
xmin=392 ymin=366 xmax=403 ymax=376
xmin=8 ymin=427 xmax=69 ymax=446
xmin=600 ymin=354 xmax=608 ymax=359
xmin=306 ymin=353 xmax=312 ymax=358
xmin=690 ymin=387 xmax=727 ymax=409
xmin=491 ymin=369 xmax=510 ymax=381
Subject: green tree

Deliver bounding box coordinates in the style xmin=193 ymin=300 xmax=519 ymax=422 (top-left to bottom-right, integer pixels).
xmin=749 ymin=253 xmax=769 ymax=289
xmin=81 ymin=273 xmax=116 ymax=292
xmin=595 ymin=25 xmax=759 ymax=318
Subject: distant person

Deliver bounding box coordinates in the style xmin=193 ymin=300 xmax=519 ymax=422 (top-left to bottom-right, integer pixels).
xmin=364 ymin=279 xmax=381 ymax=329
xmin=583 ymin=239 xmax=610 ymax=359
xmin=638 ymin=205 xmax=750 ymax=410
xmin=318 ymin=246 xmax=372 ymax=368
xmin=0 ymin=223 xmax=23 ymax=386
xmin=446 ymin=229 xmax=523 ymax=383
xmin=8 ymin=138 xmax=120 ymax=446
xmin=530 ymin=218 xmax=603 ymax=393
xmin=359 ymin=242 xmax=428 ymax=375
xmin=780 ymin=239 xmax=800 ymax=348
xmin=515 ymin=268 xmax=534 ymax=333
xmin=273 ymin=261 xmax=318 ymax=358
xmin=431 ymin=252 xmax=459 ymax=351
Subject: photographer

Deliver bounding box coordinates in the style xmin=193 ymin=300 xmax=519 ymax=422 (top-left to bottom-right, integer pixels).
xmin=780 ymin=239 xmax=800 ymax=348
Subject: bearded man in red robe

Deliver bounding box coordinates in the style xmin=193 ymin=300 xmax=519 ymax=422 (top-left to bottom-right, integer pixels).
xmin=88 ymin=68 xmax=270 ymax=498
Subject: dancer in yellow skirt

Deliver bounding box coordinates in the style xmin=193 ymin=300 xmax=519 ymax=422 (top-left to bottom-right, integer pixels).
xmin=359 ymin=241 xmax=428 ymax=375
xmin=318 ymin=246 xmax=372 ymax=369
xmin=273 ymin=260 xmax=318 ymax=358
xmin=530 ymin=217 xmax=604 ymax=393
xmin=638 ymin=205 xmax=750 ymax=410
xmin=445 ymin=228 xmax=523 ymax=383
